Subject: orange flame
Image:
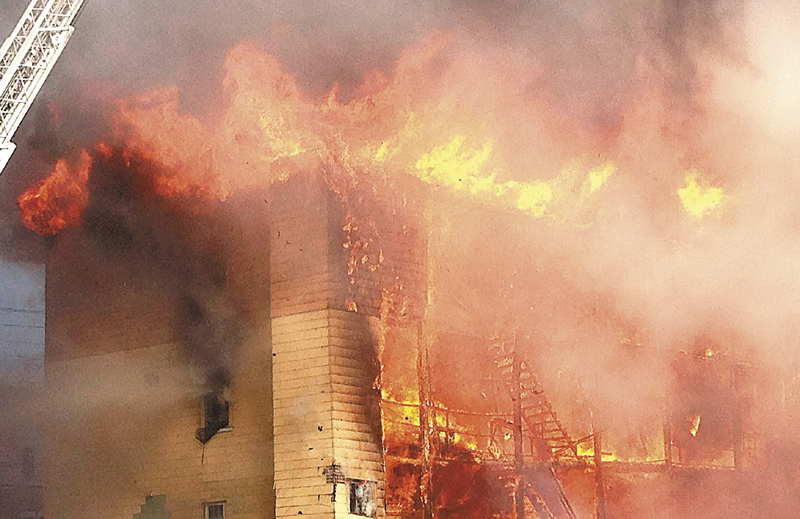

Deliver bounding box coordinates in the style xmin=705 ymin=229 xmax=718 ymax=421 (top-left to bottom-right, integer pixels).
xmin=18 ymin=150 xmax=92 ymax=235
xmin=115 ymin=87 xmax=225 ymax=201
xmin=17 ymin=33 xmax=617 ymax=236
xmin=19 ymin=30 xmax=723 ymax=244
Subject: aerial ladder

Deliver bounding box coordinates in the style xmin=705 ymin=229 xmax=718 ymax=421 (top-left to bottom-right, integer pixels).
xmin=0 ymin=0 xmax=85 ymax=176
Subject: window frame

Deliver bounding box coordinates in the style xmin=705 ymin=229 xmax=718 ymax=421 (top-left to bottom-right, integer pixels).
xmin=347 ymin=479 xmax=377 ymax=517
xmin=203 ymin=501 xmax=225 ymax=519
xmin=196 ymin=390 xmax=232 ymax=443
xmin=202 ymin=391 xmax=231 ymax=433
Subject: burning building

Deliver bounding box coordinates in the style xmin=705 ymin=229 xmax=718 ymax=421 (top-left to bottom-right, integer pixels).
xmin=7 ymin=3 xmax=800 ymax=518
xmin=33 ymin=147 xmax=800 ymax=518
xmin=40 ymin=160 xmax=399 ymax=518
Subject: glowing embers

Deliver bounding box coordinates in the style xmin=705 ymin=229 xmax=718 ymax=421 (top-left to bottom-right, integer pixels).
xmin=384 ymin=452 xmax=518 ymax=518
xmin=18 ymin=149 xmax=91 ymax=235
xmin=380 ymin=326 xmax=584 ymax=516
xmin=343 ymin=210 xmax=383 ymax=314
xmin=383 ymin=399 xmax=500 ymax=461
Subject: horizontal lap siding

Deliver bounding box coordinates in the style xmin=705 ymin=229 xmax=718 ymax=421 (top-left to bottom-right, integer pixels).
xmin=270 ymin=170 xmax=349 ymax=320
xmin=271 ymin=170 xmax=386 ymax=518
xmin=328 ymin=311 xmax=386 ymax=515
xmin=45 ymin=233 xmax=175 ymax=362
xmin=43 ymin=341 xmax=275 ymax=519
xmin=272 ymin=309 xmax=334 ymax=518
xmin=45 ymin=189 xmax=277 ymax=519
xmin=272 ymin=310 xmax=386 ymax=518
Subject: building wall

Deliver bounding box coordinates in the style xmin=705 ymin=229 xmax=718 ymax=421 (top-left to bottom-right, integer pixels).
xmin=0 ymin=385 xmax=44 ymax=519
xmin=269 ymin=170 xmax=385 ymax=519
xmin=42 ymin=165 xmax=400 ymax=519
xmin=43 ymin=338 xmax=274 ymax=519
xmin=0 ymin=261 xmax=45 ymax=383
xmin=45 ymin=232 xmax=176 ymax=363
xmin=42 ymin=193 xmax=275 ymax=519
xmin=0 ymin=262 xmax=46 ymax=519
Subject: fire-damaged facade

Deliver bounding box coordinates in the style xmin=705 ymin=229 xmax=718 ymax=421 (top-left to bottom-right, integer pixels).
xmin=42 ymin=153 xmax=797 ymax=519
xmin=5 ymin=0 xmax=800 ymax=515
xmin=42 ymin=158 xmax=421 ymax=519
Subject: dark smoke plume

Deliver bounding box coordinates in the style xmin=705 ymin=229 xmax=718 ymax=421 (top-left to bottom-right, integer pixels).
xmin=80 ymin=147 xmax=242 ymax=390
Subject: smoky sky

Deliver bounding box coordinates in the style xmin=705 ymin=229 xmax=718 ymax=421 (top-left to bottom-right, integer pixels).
xmin=0 ymin=0 xmax=753 ymax=261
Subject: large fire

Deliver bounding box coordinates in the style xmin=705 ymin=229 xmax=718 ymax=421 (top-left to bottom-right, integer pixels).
xmin=18 ymin=34 xmax=724 ymax=236
xmin=17 ymin=22 xmax=799 ymax=519
xmin=18 ymin=149 xmax=92 ymax=235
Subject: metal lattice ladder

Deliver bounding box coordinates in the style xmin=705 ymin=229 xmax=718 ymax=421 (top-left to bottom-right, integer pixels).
xmin=0 ymin=0 xmax=86 ymax=175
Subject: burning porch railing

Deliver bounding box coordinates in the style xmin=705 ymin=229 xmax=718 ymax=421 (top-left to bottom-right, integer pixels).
xmin=380 ymin=394 xmax=750 ymax=518
xmin=382 ymin=399 xmax=594 ymax=467
xmin=381 ymin=397 xmax=592 ymax=519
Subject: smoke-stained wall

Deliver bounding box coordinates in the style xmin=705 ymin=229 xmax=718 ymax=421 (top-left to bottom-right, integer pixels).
xmin=41 ymin=157 xmax=401 ymax=519
xmin=42 ymin=175 xmax=276 ymax=519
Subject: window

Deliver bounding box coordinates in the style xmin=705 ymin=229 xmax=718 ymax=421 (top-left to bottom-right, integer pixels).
xmin=348 ymin=480 xmax=377 ymax=517
xmin=195 ymin=391 xmax=230 ymax=444
xmin=204 ymin=502 xmax=225 ymax=519
xmin=204 ymin=392 xmax=230 ymax=431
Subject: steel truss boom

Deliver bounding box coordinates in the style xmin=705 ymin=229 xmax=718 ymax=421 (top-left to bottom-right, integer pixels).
xmin=0 ymin=0 xmax=85 ymax=175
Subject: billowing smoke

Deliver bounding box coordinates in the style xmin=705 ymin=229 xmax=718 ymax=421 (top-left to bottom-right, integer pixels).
xmin=81 ymin=148 xmax=242 ymax=390
xmin=3 ymin=0 xmax=800 ymax=516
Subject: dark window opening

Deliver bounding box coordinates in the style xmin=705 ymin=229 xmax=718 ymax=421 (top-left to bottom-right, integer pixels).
xmin=196 ymin=391 xmax=230 ymax=444
xmin=349 ymin=479 xmax=377 ymax=517
xmin=204 ymin=502 xmax=225 ymax=519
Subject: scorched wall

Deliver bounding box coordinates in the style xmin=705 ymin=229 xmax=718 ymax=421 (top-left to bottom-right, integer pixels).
xmin=42 ymin=162 xmax=393 ymax=519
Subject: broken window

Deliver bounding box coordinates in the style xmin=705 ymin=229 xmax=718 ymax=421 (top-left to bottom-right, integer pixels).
xmin=348 ymin=479 xmax=377 ymax=517
xmin=195 ymin=390 xmax=230 ymax=444
xmin=204 ymin=502 xmax=225 ymax=519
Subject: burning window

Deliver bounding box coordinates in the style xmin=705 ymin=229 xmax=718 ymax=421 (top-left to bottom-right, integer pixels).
xmin=348 ymin=479 xmax=377 ymax=517
xmin=204 ymin=502 xmax=225 ymax=519
xmin=195 ymin=391 xmax=230 ymax=444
